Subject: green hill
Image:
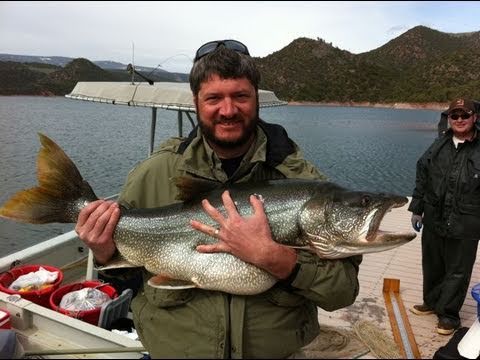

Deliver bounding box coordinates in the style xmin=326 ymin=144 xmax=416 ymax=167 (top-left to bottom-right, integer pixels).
xmin=0 ymin=61 xmax=50 ymax=95
xmin=255 ymin=37 xmax=398 ymax=102
xmin=0 ymin=58 xmax=188 ymax=95
xmin=255 ymin=26 xmax=480 ymax=103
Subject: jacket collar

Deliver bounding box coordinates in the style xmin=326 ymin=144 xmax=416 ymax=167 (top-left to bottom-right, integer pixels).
xmin=444 ymin=127 xmax=479 ymax=144
xmin=179 ymin=126 xmax=268 ymax=182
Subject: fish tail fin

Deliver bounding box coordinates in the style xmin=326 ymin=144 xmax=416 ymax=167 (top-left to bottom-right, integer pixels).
xmin=0 ymin=133 xmax=98 ymax=224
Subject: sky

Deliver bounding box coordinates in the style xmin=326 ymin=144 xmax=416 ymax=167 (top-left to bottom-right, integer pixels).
xmin=1 ymin=1 xmax=480 ymax=74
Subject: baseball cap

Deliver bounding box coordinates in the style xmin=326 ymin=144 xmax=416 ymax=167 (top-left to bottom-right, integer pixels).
xmin=447 ymin=98 xmax=475 ymax=115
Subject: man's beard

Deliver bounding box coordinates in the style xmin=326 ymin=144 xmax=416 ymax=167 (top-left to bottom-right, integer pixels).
xmin=197 ymin=114 xmax=259 ymax=150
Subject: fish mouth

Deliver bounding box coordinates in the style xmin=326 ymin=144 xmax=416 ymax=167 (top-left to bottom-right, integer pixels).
xmin=365 ymin=197 xmax=416 ymax=244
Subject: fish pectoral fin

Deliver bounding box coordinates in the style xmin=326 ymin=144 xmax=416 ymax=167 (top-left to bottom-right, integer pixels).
xmin=93 ymin=254 xmax=139 ymax=271
xmin=147 ymin=275 xmax=197 ymax=290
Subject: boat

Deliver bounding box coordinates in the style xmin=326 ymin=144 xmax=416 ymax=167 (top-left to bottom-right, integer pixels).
xmin=1 ymin=82 xmax=480 ymax=359
xmin=0 ymin=81 xmax=286 ymax=359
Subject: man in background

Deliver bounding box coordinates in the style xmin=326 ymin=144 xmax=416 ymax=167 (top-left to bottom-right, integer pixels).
xmin=409 ymin=98 xmax=480 ymax=335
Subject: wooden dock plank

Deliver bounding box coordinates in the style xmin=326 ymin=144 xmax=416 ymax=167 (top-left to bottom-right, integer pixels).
xmin=316 ymin=198 xmax=480 ymax=359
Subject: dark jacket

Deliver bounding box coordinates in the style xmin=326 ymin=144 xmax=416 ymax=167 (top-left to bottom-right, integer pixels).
xmin=409 ymin=129 xmax=480 ymax=240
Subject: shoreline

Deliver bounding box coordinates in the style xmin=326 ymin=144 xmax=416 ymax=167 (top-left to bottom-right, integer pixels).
xmin=1 ymin=94 xmax=448 ymax=112
xmin=287 ymin=101 xmax=448 ymax=111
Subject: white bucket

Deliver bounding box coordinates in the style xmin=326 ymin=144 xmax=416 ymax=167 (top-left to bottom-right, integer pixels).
xmin=458 ymin=318 xmax=480 ymax=359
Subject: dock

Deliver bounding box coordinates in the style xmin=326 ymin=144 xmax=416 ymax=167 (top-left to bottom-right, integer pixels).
xmin=316 ymin=198 xmax=480 ymax=358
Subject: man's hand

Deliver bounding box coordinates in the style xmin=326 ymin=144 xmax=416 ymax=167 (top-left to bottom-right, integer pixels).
xmin=411 ymin=214 xmax=423 ymax=232
xmin=75 ymin=200 xmax=120 ymax=265
xmin=190 ymin=190 xmax=297 ymax=279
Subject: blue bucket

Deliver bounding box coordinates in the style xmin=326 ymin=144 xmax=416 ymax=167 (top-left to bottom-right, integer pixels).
xmin=471 ymin=283 xmax=480 ymax=319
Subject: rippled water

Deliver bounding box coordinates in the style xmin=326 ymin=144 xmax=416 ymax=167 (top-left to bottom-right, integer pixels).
xmin=0 ymin=96 xmax=440 ymax=255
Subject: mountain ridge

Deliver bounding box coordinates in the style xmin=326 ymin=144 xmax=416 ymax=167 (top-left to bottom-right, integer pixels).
xmin=256 ymin=25 xmax=480 ymax=102
xmin=0 ymin=53 xmax=174 ymax=73
xmin=1 ymin=25 xmax=479 ymax=102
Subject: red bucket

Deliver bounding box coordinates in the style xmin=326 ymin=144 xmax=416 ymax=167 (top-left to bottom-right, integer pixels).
xmin=49 ymin=281 xmax=118 ymax=326
xmin=0 ymin=265 xmax=63 ymax=307
xmin=0 ymin=309 xmax=11 ymax=329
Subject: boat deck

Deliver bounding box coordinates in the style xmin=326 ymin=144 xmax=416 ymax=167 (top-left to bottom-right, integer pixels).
xmin=317 ymin=198 xmax=480 ymax=359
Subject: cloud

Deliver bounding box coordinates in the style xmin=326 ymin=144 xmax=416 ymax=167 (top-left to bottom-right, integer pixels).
xmin=1 ymin=1 xmax=479 ymax=73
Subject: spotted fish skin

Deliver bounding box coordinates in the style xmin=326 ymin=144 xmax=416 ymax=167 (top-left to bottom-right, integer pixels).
xmin=113 ymin=181 xmax=316 ymax=295
xmin=0 ymin=134 xmax=416 ymax=295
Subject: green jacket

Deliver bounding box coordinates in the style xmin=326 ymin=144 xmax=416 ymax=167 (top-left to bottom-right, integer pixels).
xmin=116 ymin=121 xmax=361 ymax=358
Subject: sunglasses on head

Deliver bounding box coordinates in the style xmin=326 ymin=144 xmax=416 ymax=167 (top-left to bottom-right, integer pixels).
xmin=194 ymin=39 xmax=250 ymax=62
xmin=449 ymin=113 xmax=472 ymax=120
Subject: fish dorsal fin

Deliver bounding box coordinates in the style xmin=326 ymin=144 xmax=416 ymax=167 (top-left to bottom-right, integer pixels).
xmin=173 ymin=176 xmax=223 ymax=202
xmin=147 ymin=275 xmax=197 ymax=290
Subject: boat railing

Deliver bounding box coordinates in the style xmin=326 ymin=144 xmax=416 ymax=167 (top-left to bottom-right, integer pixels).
xmin=0 ymin=194 xmax=119 ymax=281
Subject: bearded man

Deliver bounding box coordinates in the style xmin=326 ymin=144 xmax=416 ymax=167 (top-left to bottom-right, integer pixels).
xmin=75 ymin=40 xmax=362 ymax=358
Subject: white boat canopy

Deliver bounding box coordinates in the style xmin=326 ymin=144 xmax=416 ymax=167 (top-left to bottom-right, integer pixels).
xmin=66 ymin=81 xmax=286 ymax=111
xmin=66 ymin=82 xmax=287 ymax=156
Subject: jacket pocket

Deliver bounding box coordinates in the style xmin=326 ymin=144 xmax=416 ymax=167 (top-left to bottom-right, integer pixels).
xmin=465 ymin=157 xmax=480 ymax=199
xmin=143 ymin=282 xmax=195 ymax=308
xmin=262 ymin=285 xmax=306 ymax=307
xmin=451 ymin=204 xmax=480 ymax=240
xmin=458 ymin=203 xmax=480 ymax=215
xmin=422 ymin=196 xmax=440 ymax=222
xmin=424 ymin=193 xmax=439 ymax=206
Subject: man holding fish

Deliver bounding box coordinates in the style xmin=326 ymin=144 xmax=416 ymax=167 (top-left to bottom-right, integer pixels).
xmin=74 ymin=40 xmax=363 ymax=358
xmin=1 ymin=38 xmax=417 ymax=357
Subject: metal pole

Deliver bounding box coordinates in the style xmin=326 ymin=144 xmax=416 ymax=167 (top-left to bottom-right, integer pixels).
xmin=131 ymin=42 xmax=135 ymax=84
xmin=185 ymin=111 xmax=196 ymax=128
xmin=86 ymin=249 xmax=95 ymax=281
xmin=149 ymin=107 xmax=157 ymax=156
xmin=178 ymin=111 xmax=183 ymax=137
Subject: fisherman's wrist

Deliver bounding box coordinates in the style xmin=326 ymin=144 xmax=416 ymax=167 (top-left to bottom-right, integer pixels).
xmin=277 ymin=262 xmax=301 ymax=290
xmin=279 ymin=250 xmax=320 ymax=290
xmin=276 ymin=247 xmax=302 ymax=290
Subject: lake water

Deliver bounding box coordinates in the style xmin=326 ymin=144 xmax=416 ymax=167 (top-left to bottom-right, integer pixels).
xmin=0 ymin=96 xmax=440 ymax=255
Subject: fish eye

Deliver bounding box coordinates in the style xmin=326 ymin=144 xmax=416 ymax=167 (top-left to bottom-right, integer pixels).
xmin=361 ymin=195 xmax=371 ymax=207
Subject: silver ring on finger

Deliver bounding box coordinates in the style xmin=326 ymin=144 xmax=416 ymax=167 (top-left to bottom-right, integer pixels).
xmin=214 ymin=228 xmax=220 ymax=237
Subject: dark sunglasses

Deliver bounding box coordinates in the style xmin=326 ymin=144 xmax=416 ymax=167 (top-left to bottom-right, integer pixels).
xmin=194 ymin=39 xmax=250 ymax=62
xmin=449 ymin=113 xmax=472 ymax=120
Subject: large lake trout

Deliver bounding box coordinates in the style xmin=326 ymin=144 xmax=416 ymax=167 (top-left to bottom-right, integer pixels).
xmin=0 ymin=134 xmax=416 ymax=294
